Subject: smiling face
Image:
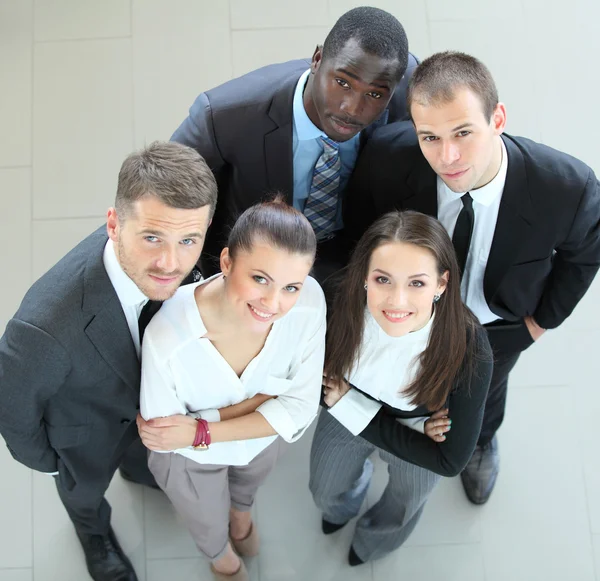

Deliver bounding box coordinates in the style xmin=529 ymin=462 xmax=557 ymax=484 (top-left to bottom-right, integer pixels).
xmin=220 ymin=241 xmax=314 ymax=333
xmin=365 ymin=241 xmax=448 ymax=337
xmin=303 ymin=37 xmax=403 ymax=142
xmin=107 ymin=196 xmax=211 ymax=301
xmin=411 ymin=87 xmax=506 ymax=193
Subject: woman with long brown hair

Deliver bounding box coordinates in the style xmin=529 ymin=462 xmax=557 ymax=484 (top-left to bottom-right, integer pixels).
xmin=309 ymin=210 xmax=493 ymax=565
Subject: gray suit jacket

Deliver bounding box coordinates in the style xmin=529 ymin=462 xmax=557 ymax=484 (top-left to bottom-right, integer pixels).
xmin=0 ymin=227 xmax=140 ymax=480
xmin=171 ymin=55 xmax=419 ymax=274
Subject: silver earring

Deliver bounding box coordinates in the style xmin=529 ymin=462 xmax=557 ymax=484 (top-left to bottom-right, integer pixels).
xmin=364 ymin=283 xmax=368 ymax=290
xmin=433 ymin=293 xmax=441 ymax=303
xmin=223 ymin=274 xmax=227 ymax=280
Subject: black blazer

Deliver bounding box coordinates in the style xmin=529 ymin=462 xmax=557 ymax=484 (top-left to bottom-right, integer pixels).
xmin=0 ymin=228 xmax=141 ymax=488
xmin=171 ymin=55 xmax=419 ymax=275
xmin=344 ymin=122 xmax=600 ymax=332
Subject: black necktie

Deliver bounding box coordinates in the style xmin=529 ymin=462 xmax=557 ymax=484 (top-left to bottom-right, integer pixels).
xmin=452 ymin=193 xmax=474 ymax=277
xmin=138 ymin=300 xmax=162 ymax=343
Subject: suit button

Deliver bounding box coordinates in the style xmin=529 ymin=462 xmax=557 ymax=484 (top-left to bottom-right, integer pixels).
xmin=120 ymin=418 xmax=131 ymax=424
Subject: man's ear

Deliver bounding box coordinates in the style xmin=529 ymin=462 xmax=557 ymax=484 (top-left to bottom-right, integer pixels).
xmin=311 ymin=44 xmax=323 ymax=73
xmin=106 ymin=207 xmax=119 ymax=242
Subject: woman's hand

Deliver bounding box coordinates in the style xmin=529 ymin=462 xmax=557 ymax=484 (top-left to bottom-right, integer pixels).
xmin=322 ymin=373 xmax=351 ymax=408
xmin=137 ymin=413 xmax=198 ymax=451
xmin=424 ymin=409 xmax=451 ymax=443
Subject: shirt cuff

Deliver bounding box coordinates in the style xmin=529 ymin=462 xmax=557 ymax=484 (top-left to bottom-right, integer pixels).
xmin=190 ymin=409 xmax=221 ymax=423
xmin=45 ymin=472 xmax=59 ymax=476
xmin=328 ymin=388 xmax=382 ymax=436
xmin=256 ymin=398 xmax=314 ymax=443
xmin=396 ymin=416 xmax=427 ymax=434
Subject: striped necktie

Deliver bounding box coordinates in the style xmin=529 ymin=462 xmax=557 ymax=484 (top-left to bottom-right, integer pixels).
xmin=303 ymin=136 xmax=341 ymax=240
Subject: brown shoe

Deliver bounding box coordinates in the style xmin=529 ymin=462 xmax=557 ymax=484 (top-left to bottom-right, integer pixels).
xmin=230 ymin=522 xmax=259 ymax=557
xmin=210 ymin=558 xmax=249 ymax=581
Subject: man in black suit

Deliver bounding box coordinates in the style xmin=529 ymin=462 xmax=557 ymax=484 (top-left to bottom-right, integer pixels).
xmin=0 ymin=142 xmax=217 ymax=580
xmin=172 ymin=6 xmax=417 ymax=281
xmin=344 ymin=51 xmax=600 ymax=504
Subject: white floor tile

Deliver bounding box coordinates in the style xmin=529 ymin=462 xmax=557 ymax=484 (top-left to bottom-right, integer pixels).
xmin=0 ymin=0 xmax=32 ymax=167
xmin=32 ymin=471 xmax=145 ymax=581
xmin=132 ymin=0 xmax=232 ymax=146
xmin=328 ymin=0 xmax=431 ymax=58
xmin=0 ymin=570 xmax=32 ymax=581
xmin=33 ymin=39 xmax=133 ymax=219
xmin=231 ymin=28 xmax=327 ymax=78
xmin=373 ymin=543 xmax=486 ymax=581
xmin=426 ymin=0 xmax=523 ymax=21
xmin=34 ymin=0 xmax=130 ymax=42
xmin=230 ymin=0 xmax=329 ymax=29
xmin=0 ymin=169 xmax=31 ymax=332
xmin=143 ymin=487 xmax=199 ymax=560
xmin=31 ymin=218 xmax=104 ymax=281
xmin=0 ymin=443 xmax=33 ymax=569
xmin=480 ymin=386 xmax=595 ymax=581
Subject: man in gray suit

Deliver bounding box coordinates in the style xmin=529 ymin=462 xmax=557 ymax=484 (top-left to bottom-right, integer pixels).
xmin=0 ymin=142 xmax=217 ymax=581
xmin=172 ymin=6 xmax=417 ymax=281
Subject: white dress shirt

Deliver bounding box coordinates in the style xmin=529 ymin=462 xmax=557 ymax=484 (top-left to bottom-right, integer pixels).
xmin=328 ymin=310 xmax=434 ymax=435
xmin=140 ymin=274 xmax=327 ymax=466
xmin=437 ymin=139 xmax=508 ymax=324
xmin=103 ymin=239 xmax=148 ymax=357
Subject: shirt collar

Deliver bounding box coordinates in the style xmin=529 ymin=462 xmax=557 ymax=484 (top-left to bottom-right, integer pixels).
xmin=438 ymin=138 xmax=508 ymax=207
xmin=293 ymin=69 xmax=327 ymax=142
xmin=103 ymin=239 xmax=148 ymax=307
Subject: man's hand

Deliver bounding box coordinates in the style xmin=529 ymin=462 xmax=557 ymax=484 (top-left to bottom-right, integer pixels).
xmin=322 ymin=374 xmax=351 ymax=408
xmin=136 ymin=414 xmax=197 ymax=451
xmin=524 ymin=315 xmax=546 ymax=341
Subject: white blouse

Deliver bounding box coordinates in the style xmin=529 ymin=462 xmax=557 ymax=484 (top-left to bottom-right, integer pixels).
xmin=328 ymin=310 xmax=434 ymax=435
xmin=140 ymin=274 xmax=327 ymax=466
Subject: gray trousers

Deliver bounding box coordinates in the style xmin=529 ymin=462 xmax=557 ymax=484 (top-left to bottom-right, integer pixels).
xmin=148 ymin=438 xmax=284 ymax=562
xmin=309 ymin=411 xmax=441 ymax=562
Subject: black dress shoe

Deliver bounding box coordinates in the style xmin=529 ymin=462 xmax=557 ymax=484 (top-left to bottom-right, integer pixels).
xmin=321 ymin=518 xmax=348 ymax=535
xmin=76 ymin=527 xmax=138 ymax=581
xmin=118 ymin=466 xmax=160 ymax=490
xmin=348 ymin=545 xmax=365 ymax=567
xmin=460 ymin=435 xmax=499 ymax=505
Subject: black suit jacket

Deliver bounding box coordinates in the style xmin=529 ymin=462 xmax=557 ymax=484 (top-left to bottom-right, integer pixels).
xmin=171 ymin=56 xmax=419 ymax=276
xmin=0 ymin=228 xmax=142 ymax=488
xmin=345 ymin=122 xmax=600 ymax=333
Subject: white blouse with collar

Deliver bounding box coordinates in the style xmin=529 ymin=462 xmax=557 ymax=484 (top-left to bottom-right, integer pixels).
xmin=140 ymin=274 xmax=326 ymax=466
xmin=328 ymin=309 xmax=434 ymax=435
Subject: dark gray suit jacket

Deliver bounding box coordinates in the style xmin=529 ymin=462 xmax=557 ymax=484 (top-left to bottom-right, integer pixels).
xmin=171 ymin=55 xmax=419 ymax=275
xmin=345 ymin=122 xmax=600 ymax=343
xmin=0 ymin=227 xmax=141 ymax=486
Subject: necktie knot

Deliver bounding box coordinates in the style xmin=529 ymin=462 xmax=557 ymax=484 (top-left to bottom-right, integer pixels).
xmin=321 ymin=136 xmax=340 ymax=151
xmin=461 ymin=192 xmax=473 ymax=209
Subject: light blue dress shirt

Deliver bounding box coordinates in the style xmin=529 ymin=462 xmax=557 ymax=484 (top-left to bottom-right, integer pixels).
xmin=292 ymin=70 xmax=361 ymax=231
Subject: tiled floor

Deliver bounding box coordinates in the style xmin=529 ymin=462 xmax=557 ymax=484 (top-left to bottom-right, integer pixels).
xmin=0 ymin=1 xmax=599 ymax=580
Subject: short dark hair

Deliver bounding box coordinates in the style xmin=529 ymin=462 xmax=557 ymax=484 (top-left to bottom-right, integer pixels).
xmin=227 ymin=194 xmax=317 ymax=262
xmin=115 ymin=141 xmax=218 ymax=220
xmin=323 ymin=7 xmax=408 ymax=76
xmin=326 ymin=210 xmax=483 ymax=410
xmin=408 ymin=51 xmax=499 ymax=121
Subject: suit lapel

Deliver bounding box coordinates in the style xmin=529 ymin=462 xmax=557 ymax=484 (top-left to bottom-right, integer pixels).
xmin=484 ymin=135 xmax=535 ymax=303
xmin=82 ymin=239 xmax=140 ymax=394
xmin=402 ymin=155 xmax=438 ymax=216
xmin=264 ymin=77 xmax=297 ymax=205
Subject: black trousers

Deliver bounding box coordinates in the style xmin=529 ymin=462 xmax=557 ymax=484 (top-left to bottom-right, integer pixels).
xmin=478 ymin=319 xmax=535 ymax=447
xmin=54 ymin=422 xmax=155 ymax=536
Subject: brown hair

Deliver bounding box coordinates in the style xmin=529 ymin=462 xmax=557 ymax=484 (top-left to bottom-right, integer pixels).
xmin=227 ymin=194 xmax=317 ymax=262
xmin=326 ymin=210 xmax=481 ymax=410
xmin=407 ymin=51 xmax=499 ymax=122
xmin=115 ymin=141 xmax=218 ymax=220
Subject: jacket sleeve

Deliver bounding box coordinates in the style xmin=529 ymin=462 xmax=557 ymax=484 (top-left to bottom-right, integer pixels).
xmin=358 ymin=330 xmax=494 ymax=477
xmin=0 ymin=319 xmax=71 ymax=472
xmin=170 ymin=92 xmax=226 ymax=175
xmin=534 ymin=169 xmax=600 ymax=329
